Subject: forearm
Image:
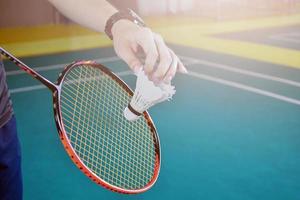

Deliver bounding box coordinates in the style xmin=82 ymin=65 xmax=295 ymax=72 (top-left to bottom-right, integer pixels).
xmin=48 ymin=0 xmax=118 ymax=33
xmin=48 ymin=0 xmax=187 ymax=81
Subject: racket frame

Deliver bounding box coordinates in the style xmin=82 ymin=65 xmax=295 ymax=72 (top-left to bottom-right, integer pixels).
xmin=0 ymin=47 xmax=161 ymax=194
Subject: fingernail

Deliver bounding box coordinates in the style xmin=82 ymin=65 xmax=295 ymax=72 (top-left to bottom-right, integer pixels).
xmin=182 ymin=67 xmax=188 ymax=74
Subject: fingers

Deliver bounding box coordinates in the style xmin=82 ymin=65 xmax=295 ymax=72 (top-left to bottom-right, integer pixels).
xmin=119 ymin=27 xmax=187 ymax=82
xmin=114 ymin=41 xmax=142 ymax=72
xmin=177 ymin=59 xmax=188 ymax=74
xmin=152 ymin=34 xmax=173 ymax=80
xmin=136 ymin=28 xmax=159 ymax=74
xmin=162 ymin=49 xmax=178 ymax=83
xmin=150 ymin=34 xmax=187 ymax=82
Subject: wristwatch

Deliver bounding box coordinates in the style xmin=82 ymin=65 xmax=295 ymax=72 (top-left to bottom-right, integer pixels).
xmin=105 ymin=8 xmax=146 ymax=40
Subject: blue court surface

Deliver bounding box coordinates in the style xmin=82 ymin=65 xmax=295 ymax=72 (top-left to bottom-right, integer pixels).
xmin=4 ymin=44 xmax=300 ymax=200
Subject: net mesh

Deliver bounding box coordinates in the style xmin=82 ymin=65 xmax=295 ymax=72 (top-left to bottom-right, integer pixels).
xmin=60 ymin=65 xmax=157 ymax=190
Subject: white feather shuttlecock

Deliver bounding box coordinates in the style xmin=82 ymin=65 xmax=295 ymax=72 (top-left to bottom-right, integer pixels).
xmin=124 ymin=68 xmax=176 ymax=121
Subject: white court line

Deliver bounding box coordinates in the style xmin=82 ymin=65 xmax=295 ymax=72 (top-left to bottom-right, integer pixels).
xmin=9 ymin=70 xmax=133 ymax=94
xmin=7 ymin=55 xmax=197 ymax=76
xmin=8 ymin=55 xmax=300 ymax=106
xmin=9 ymin=54 xmax=300 ymax=88
xmin=179 ymin=56 xmax=199 ymax=65
xmin=10 ymin=67 xmax=300 ymax=106
xmin=188 ymin=71 xmax=300 ymax=106
xmin=10 ymin=85 xmax=46 ymax=94
xmin=6 ymin=56 xmax=120 ymax=76
xmin=179 ymin=55 xmax=300 ymax=88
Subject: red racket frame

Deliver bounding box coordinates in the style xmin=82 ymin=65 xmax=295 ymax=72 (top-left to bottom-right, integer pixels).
xmin=0 ymin=47 xmax=161 ymax=194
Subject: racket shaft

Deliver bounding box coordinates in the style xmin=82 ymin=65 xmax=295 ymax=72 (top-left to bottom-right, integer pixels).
xmin=0 ymin=47 xmax=57 ymax=91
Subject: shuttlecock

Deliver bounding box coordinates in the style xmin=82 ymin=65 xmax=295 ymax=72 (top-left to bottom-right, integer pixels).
xmin=124 ymin=68 xmax=176 ymax=121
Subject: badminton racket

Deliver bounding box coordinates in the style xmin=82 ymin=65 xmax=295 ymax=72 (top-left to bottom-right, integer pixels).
xmin=0 ymin=47 xmax=160 ymax=194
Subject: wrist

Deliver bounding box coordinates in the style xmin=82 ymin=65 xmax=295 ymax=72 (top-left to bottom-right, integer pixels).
xmin=105 ymin=9 xmax=145 ymax=40
xmin=111 ymin=19 xmax=139 ymax=39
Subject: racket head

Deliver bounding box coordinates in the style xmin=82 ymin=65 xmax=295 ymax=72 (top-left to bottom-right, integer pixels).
xmin=52 ymin=61 xmax=160 ymax=194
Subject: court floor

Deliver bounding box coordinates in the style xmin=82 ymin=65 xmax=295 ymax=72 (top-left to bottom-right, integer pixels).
xmin=216 ymin=25 xmax=300 ymax=50
xmin=2 ymin=15 xmax=300 ymax=200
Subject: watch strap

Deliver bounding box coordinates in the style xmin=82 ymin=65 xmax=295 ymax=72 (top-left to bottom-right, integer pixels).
xmin=105 ymin=9 xmax=146 ymax=40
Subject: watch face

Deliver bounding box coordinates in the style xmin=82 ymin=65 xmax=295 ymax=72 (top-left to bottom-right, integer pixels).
xmin=128 ymin=9 xmax=145 ymax=24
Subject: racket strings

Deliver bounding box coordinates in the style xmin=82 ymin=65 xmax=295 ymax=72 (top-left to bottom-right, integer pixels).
xmin=65 ymin=68 xmax=154 ymax=144
xmin=61 ymin=90 xmax=155 ymax=177
xmin=61 ymin=96 xmax=154 ymax=149
xmin=62 ymin=67 xmax=132 ymax=184
xmin=60 ymin=65 xmax=156 ymax=189
xmin=83 ymin=68 xmax=155 ymax=169
xmin=61 ymin=73 xmax=154 ymax=152
xmin=61 ymin=111 xmax=154 ymax=164
xmin=63 ymin=89 xmax=152 ymax=146
xmin=60 ymin=110 xmax=155 ymax=173
xmin=63 ymin=68 xmax=151 ymax=133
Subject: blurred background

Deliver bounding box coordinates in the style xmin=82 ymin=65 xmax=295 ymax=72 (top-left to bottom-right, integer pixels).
xmin=1 ymin=1 xmax=300 ymax=200
xmin=1 ymin=0 xmax=300 ymax=27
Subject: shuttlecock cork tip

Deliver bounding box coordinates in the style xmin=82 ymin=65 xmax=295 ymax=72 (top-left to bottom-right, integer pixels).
xmin=124 ymin=68 xmax=176 ymax=121
xmin=124 ymin=107 xmax=139 ymax=121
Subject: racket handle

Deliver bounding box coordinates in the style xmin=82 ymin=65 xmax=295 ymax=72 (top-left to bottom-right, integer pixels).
xmin=0 ymin=47 xmax=57 ymax=92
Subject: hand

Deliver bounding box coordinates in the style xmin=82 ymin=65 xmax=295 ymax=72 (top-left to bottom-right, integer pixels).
xmin=111 ymin=19 xmax=188 ymax=83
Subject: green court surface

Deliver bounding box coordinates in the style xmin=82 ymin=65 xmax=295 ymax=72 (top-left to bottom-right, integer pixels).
xmin=4 ymin=44 xmax=300 ymax=200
